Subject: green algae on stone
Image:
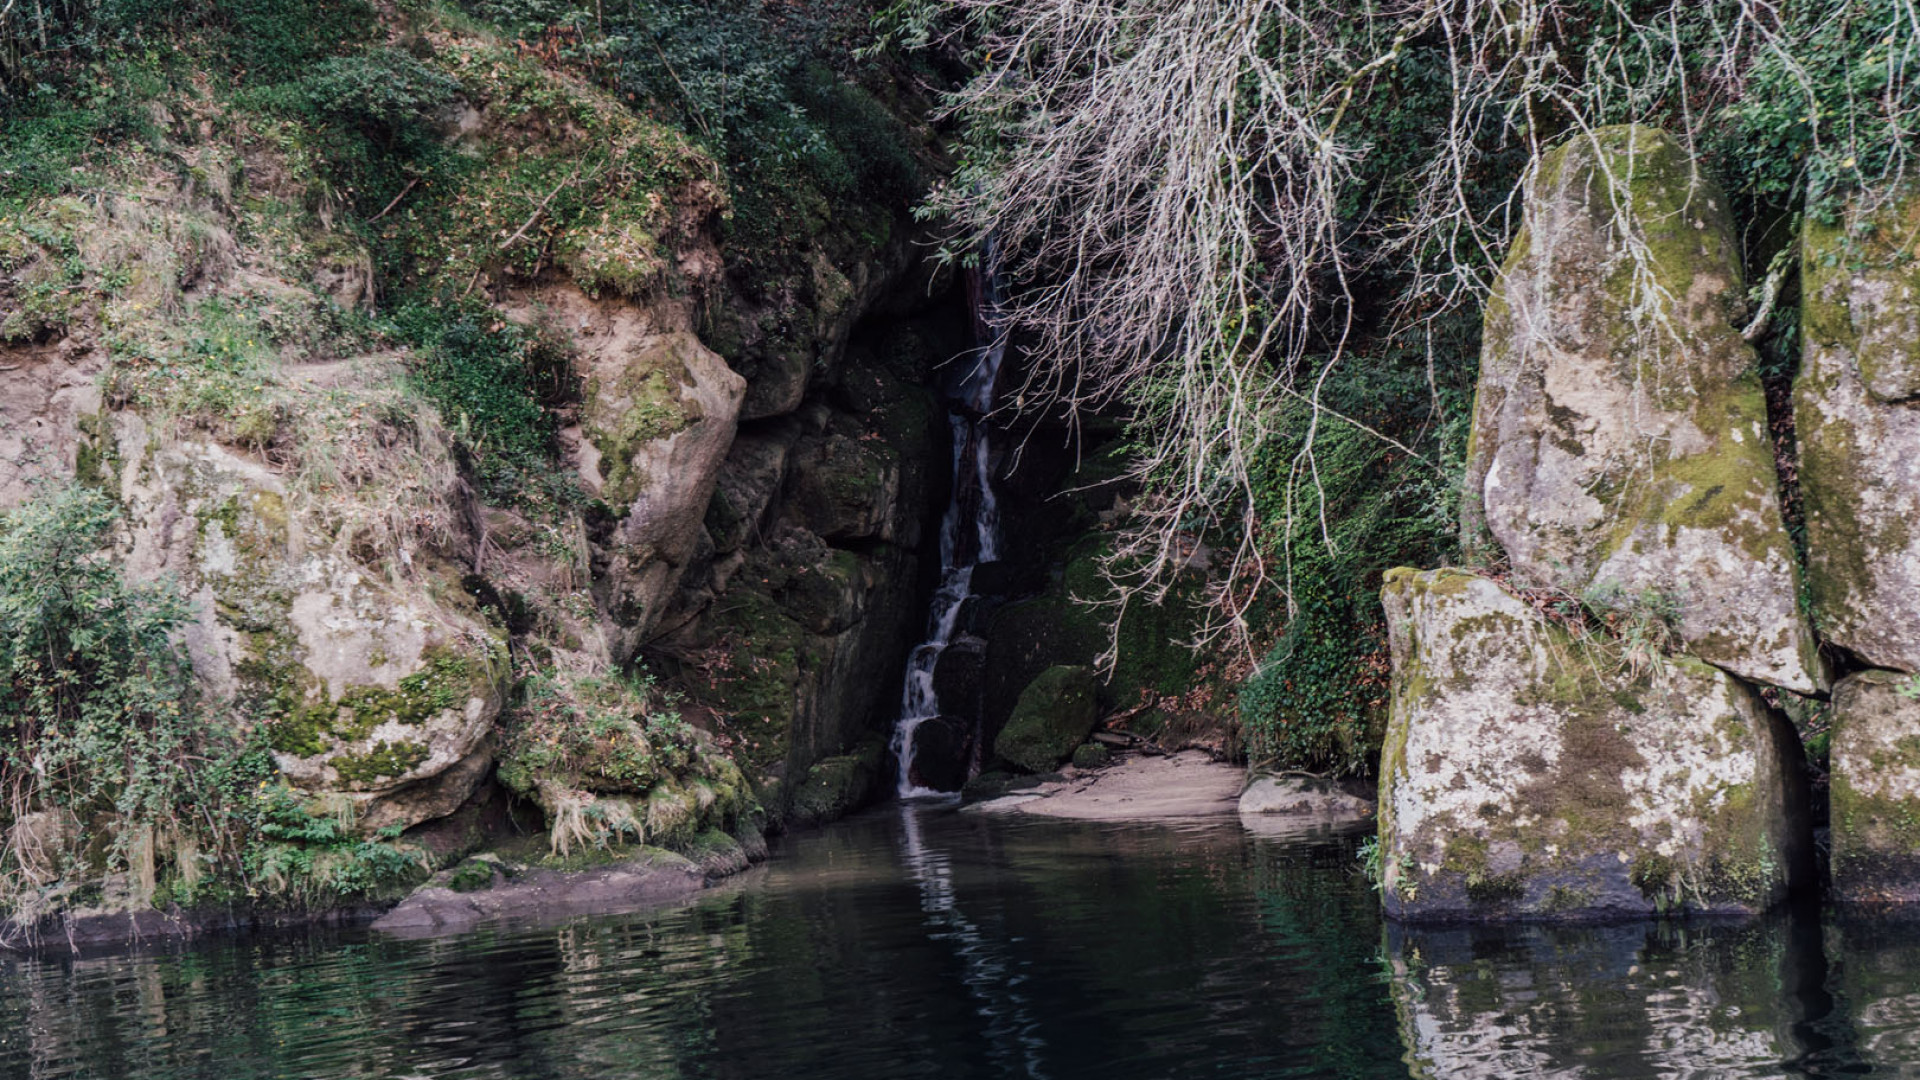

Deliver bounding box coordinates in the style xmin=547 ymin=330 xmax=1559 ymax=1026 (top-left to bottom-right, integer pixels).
xmin=332 ymin=739 xmax=431 ymax=785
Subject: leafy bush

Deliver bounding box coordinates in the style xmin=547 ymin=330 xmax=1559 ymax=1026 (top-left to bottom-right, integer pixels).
xmin=296 ymin=47 xmax=459 ymax=144
xmin=1237 ymin=339 xmax=1470 ymax=776
xmin=389 ymin=302 xmax=565 ymax=500
xmin=246 ymin=786 xmax=429 ymax=902
xmin=0 ymin=484 xmax=206 ymax=889
xmin=497 ymin=670 xmax=696 ymax=798
xmin=457 ymin=0 xmax=923 ymax=263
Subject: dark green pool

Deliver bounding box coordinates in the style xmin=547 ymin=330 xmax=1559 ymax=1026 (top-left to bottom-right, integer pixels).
xmin=0 ymin=805 xmax=1910 ymax=1078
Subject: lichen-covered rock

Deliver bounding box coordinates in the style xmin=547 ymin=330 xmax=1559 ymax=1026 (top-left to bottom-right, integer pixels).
xmin=1795 ymin=193 xmax=1920 ymax=672
xmin=1464 ymin=124 xmax=1817 ymax=692
xmin=995 ymin=665 xmax=1100 ymax=773
xmin=573 ymin=322 xmax=746 ymax=648
xmin=1829 ymin=670 xmax=1920 ymax=903
xmin=112 ymin=431 xmax=510 ymax=829
xmin=1378 ymin=567 xmax=1810 ymax=921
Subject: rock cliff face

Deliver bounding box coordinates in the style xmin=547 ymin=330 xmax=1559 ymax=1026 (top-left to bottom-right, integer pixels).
xmin=0 ymin=13 xmax=948 ymax=911
xmin=1796 ymin=197 xmax=1920 ymax=673
xmin=1788 ymin=188 xmax=1920 ymax=903
xmin=1464 ymin=125 xmax=1818 ymax=693
xmin=1379 ymin=568 xmax=1807 ymax=920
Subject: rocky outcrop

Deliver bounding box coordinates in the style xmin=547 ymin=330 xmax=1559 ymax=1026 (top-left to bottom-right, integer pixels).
xmin=656 ymin=311 xmax=950 ymax=818
xmin=1796 ymin=189 xmax=1920 ymax=905
xmin=576 ymin=324 xmax=747 ymax=649
xmin=994 ymin=665 xmax=1099 ymax=773
xmin=1378 ymin=567 xmax=1809 ymax=920
xmin=1464 ymin=124 xmax=1817 ymax=692
xmin=1795 ymin=192 xmax=1920 ymax=673
xmin=105 ymin=405 xmax=511 ymax=830
xmin=1828 ymin=670 xmax=1920 ymax=902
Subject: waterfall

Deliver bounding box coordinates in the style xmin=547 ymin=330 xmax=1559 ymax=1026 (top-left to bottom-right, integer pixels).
xmin=889 ymin=257 xmax=1007 ymax=797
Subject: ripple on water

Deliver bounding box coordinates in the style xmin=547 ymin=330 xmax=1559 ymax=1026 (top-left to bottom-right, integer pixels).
xmin=0 ymin=809 xmax=1910 ymax=1079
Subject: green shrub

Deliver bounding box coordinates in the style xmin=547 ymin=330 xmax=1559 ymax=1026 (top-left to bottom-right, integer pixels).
xmin=1237 ymin=337 xmax=1471 ymax=777
xmin=496 ymin=669 xmax=696 ymax=798
xmin=0 ymin=483 xmax=206 ymax=888
xmin=389 ymin=302 xmax=564 ymax=500
xmin=295 ymin=47 xmax=459 ymax=143
xmin=245 ymin=786 xmax=429 ymax=903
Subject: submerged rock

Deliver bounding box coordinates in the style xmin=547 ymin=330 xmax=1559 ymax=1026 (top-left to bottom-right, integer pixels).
xmin=1464 ymin=124 xmax=1817 ymax=692
xmin=1378 ymin=567 xmax=1810 ymax=921
xmin=994 ymin=665 xmax=1100 ymax=773
xmin=1237 ymin=776 xmax=1373 ymax=822
xmin=1795 ymin=192 xmax=1920 ymax=673
xmin=1829 ymin=670 xmax=1920 ymax=903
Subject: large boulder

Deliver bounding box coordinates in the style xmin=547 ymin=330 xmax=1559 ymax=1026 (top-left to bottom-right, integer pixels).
xmin=994 ymin=665 xmax=1100 ymax=773
xmin=1795 ymin=192 xmax=1920 ymax=672
xmin=1378 ymin=567 xmax=1810 ymax=921
xmin=115 ymin=428 xmax=510 ymax=830
xmin=572 ymin=319 xmax=746 ymax=649
xmin=1463 ymin=125 xmax=1817 ymax=692
xmin=1829 ymin=670 xmax=1920 ymax=903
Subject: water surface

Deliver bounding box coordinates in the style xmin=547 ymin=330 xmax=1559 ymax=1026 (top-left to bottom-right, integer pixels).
xmin=1 ymin=806 xmax=1916 ymax=1078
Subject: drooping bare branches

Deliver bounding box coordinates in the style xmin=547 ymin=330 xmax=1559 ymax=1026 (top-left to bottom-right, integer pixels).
xmin=923 ymin=0 xmax=1920 ymax=660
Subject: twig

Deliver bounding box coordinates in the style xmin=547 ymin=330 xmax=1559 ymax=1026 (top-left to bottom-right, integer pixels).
xmin=500 ymin=164 xmax=601 ymax=251
xmin=366 ymin=177 xmax=420 ymax=224
xmin=1742 ymin=242 xmax=1799 ymax=343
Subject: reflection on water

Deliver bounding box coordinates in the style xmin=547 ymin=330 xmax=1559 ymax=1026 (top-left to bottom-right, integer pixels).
xmin=8 ymin=807 xmax=1920 ymax=1078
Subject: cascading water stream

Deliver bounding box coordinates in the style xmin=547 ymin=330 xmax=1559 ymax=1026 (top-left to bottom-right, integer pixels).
xmin=890 ymin=259 xmax=1007 ymax=797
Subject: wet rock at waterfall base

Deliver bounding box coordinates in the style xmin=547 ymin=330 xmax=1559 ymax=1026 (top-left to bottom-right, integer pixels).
xmin=968 ymin=560 xmax=1041 ymax=599
xmin=929 ymin=636 xmax=986 ymax=722
xmin=906 ymin=716 xmax=972 ymax=792
xmin=1830 ymin=670 xmax=1920 ymax=903
xmin=789 ymin=740 xmax=889 ymax=827
xmin=1462 ymin=124 xmax=1817 ymax=692
xmin=1378 ymin=567 xmax=1811 ymax=921
xmin=994 ymin=665 xmax=1100 ymax=773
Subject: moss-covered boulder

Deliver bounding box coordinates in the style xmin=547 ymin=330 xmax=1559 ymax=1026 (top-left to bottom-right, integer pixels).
xmin=1828 ymin=670 xmax=1920 ymax=903
xmin=995 ymin=665 xmax=1100 ymax=773
xmin=788 ymin=739 xmax=888 ymax=827
xmin=1796 ymin=192 xmax=1920 ymax=673
xmin=113 ymin=433 xmax=510 ymax=830
xmin=1378 ymin=567 xmax=1810 ymax=921
xmin=1464 ymin=124 xmax=1817 ymax=692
